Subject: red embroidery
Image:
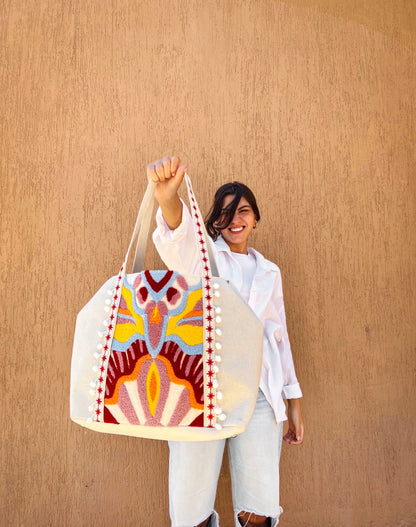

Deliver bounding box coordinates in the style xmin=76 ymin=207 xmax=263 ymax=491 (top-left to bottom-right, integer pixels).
xmin=94 ymin=263 xmax=126 ymax=422
xmin=144 ymin=270 xmax=174 ymax=292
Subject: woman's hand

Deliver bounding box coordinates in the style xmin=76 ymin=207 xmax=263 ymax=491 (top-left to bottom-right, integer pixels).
xmin=283 ymin=398 xmax=304 ymax=445
xmin=147 ymin=156 xmax=187 ymax=203
xmin=147 ymin=156 xmax=187 ymax=230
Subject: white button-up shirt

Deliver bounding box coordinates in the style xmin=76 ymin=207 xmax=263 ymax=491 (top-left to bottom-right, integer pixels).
xmin=152 ymin=201 xmax=302 ymax=423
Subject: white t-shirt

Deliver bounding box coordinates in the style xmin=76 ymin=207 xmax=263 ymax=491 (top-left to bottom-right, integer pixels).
xmin=231 ymin=251 xmax=257 ymax=302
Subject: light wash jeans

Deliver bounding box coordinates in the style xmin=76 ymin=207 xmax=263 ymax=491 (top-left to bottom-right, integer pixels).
xmin=168 ymin=389 xmax=284 ymax=527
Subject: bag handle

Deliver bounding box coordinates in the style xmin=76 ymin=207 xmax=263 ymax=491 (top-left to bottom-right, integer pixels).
xmin=123 ymin=173 xmax=219 ymax=277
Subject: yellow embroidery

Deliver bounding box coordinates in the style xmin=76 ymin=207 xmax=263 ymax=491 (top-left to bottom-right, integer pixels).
xmin=146 ymin=361 xmax=160 ymax=416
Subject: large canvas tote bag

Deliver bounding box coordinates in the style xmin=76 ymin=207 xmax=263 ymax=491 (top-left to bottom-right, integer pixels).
xmin=70 ymin=174 xmax=263 ymax=441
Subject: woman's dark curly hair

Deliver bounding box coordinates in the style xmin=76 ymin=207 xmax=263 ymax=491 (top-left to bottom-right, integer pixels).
xmin=205 ymin=181 xmax=260 ymax=240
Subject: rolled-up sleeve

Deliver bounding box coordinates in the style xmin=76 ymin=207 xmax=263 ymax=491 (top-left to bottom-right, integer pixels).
xmin=282 ymin=382 xmax=302 ymax=399
xmin=274 ymin=272 xmax=303 ymax=400
xmin=152 ymin=199 xmax=201 ymax=275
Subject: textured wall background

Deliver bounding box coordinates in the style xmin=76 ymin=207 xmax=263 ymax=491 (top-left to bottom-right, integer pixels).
xmin=1 ymin=1 xmax=415 ymax=526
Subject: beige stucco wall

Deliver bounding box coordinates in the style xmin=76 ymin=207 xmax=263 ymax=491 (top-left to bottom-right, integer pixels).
xmin=1 ymin=1 xmax=415 ymax=525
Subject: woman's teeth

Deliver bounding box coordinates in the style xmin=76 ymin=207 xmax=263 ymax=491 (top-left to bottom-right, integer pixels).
xmin=230 ymin=227 xmax=244 ymax=232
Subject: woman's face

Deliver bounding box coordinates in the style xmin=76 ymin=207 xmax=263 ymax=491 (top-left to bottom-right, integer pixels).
xmin=217 ymin=194 xmax=257 ymax=254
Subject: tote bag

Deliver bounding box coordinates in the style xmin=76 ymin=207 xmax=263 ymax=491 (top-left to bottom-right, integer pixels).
xmin=70 ymin=174 xmax=263 ymax=440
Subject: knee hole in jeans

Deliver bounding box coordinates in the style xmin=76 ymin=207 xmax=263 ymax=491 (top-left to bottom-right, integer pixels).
xmin=237 ymin=511 xmax=271 ymax=527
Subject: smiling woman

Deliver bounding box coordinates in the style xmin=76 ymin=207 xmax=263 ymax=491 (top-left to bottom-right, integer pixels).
xmin=147 ymin=155 xmax=304 ymax=527
xmin=205 ymin=182 xmax=261 ymax=249
xmin=214 ymin=195 xmax=257 ymax=254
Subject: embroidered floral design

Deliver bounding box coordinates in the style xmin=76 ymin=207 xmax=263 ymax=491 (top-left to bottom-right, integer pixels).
xmin=102 ymin=271 xmax=205 ymax=427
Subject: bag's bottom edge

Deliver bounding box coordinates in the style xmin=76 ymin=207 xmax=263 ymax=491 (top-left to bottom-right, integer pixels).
xmin=70 ymin=417 xmax=243 ymax=441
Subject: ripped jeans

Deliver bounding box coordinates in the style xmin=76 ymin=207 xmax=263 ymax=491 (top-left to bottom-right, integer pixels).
xmin=168 ymin=389 xmax=284 ymax=527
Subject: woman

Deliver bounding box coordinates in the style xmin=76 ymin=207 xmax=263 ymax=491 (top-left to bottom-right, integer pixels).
xmin=148 ymin=156 xmax=304 ymax=527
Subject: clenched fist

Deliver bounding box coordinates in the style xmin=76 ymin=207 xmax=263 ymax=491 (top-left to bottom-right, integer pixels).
xmin=147 ymin=155 xmax=187 ymax=229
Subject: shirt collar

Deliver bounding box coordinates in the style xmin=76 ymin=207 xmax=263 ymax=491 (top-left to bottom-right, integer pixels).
xmin=214 ymin=235 xmax=279 ymax=274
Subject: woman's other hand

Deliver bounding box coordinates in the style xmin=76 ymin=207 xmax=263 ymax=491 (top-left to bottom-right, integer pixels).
xmin=283 ymin=398 xmax=304 ymax=445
